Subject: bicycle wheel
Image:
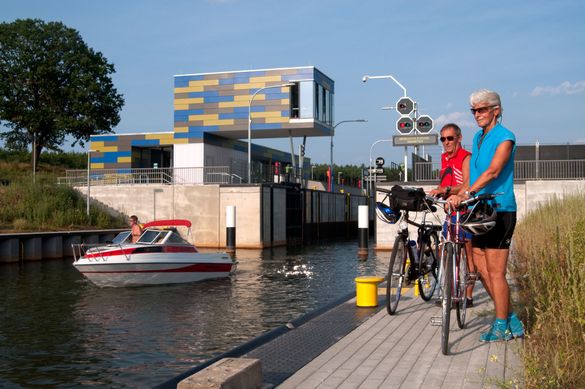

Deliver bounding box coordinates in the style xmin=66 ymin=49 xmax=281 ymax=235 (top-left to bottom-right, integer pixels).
xmin=386 ymin=236 xmax=407 ymax=315
xmin=418 ymin=231 xmax=439 ymax=301
xmin=456 ymin=244 xmax=468 ymax=329
xmin=441 ymin=242 xmax=454 ymax=355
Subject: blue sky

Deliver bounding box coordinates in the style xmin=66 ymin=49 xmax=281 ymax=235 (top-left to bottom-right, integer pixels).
xmin=2 ymin=0 xmax=584 ymax=165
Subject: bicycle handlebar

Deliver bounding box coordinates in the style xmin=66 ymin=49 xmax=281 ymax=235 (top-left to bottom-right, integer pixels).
xmin=425 ymin=192 xmax=502 ymax=207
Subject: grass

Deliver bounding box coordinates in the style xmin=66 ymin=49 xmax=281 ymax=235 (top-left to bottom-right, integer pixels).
xmin=512 ymin=193 xmax=585 ymax=388
xmin=0 ymin=150 xmax=125 ymax=232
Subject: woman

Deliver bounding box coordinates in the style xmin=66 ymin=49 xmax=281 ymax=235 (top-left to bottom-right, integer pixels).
xmin=449 ymin=89 xmax=524 ymax=342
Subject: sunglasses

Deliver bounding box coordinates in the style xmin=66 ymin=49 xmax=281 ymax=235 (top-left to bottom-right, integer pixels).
xmin=470 ymin=105 xmax=497 ymax=115
xmin=440 ymin=136 xmax=456 ymax=142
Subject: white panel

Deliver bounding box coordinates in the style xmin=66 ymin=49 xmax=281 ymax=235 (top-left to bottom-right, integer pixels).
xmin=174 ymin=143 xmax=204 ymax=168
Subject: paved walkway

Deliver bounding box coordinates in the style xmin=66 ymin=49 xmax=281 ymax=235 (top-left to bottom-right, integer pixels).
xmin=278 ymin=283 xmax=523 ymax=389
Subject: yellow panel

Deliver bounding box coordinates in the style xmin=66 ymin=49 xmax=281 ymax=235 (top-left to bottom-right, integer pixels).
xmin=93 ymin=145 xmax=118 ymax=152
xmin=173 ymin=138 xmax=189 ymax=144
xmin=203 ymin=119 xmax=234 ymax=126
xmin=234 ymin=82 xmax=266 ymax=90
xmin=90 ymin=141 xmax=104 ymax=148
xmin=281 ymin=98 xmax=290 ymax=104
xmin=174 ymin=104 xmax=189 ymax=110
xmin=188 ymin=79 xmax=219 ymax=87
xmin=218 ymin=101 xmax=250 ymax=108
xmin=174 ymin=97 xmax=204 ymax=105
xmin=145 ymin=133 xmax=172 ymax=140
xmin=174 ymin=126 xmax=189 ymax=132
xmin=234 ymin=94 xmax=266 ymax=102
xmin=265 ymin=117 xmax=289 ymax=123
xmin=250 ymin=75 xmax=283 ymax=83
xmin=253 ymin=111 xmax=284 ymax=118
xmin=174 ymin=86 xmax=204 ymax=93
xmin=90 ymin=163 xmax=104 ymax=169
xmin=117 ymin=156 xmax=131 ymax=163
xmin=187 ymin=113 xmax=219 ymax=121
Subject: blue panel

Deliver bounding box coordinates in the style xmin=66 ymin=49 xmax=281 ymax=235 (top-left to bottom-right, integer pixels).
xmin=117 ymin=168 xmax=132 ymax=174
xmin=188 ymin=125 xmax=218 ymax=132
xmin=252 ymin=123 xmax=282 ymax=130
xmin=131 ymin=139 xmax=160 ymax=146
xmin=264 ymin=92 xmax=289 ymax=100
xmin=281 ymin=110 xmax=290 ymax=117
xmin=204 ymin=95 xmax=234 ymax=103
xmin=187 ymin=91 xmax=219 ymax=98
xmin=219 ymin=112 xmax=248 ymax=119
xmin=219 ymin=76 xmax=250 ymax=85
xmin=91 ymin=135 xmax=118 ymax=142
xmin=174 ymin=78 xmax=189 ymax=88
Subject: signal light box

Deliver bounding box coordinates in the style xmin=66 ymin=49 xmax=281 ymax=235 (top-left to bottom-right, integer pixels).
xmin=416 ymin=115 xmax=434 ymax=133
xmin=396 ymin=117 xmax=414 ymax=134
xmin=396 ymin=97 xmax=415 ymax=116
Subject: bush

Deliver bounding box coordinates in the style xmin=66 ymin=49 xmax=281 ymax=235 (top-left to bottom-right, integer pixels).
xmin=512 ymin=194 xmax=585 ymax=388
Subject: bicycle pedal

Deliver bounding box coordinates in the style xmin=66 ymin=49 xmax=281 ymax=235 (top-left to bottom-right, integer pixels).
xmin=430 ymin=316 xmax=442 ymax=326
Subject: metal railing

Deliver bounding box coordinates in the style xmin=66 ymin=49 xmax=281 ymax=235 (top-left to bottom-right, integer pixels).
xmin=58 ymin=166 xmax=241 ymax=187
xmin=413 ymin=160 xmax=585 ymax=182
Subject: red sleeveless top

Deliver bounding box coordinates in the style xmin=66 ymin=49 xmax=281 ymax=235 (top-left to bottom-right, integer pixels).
xmin=439 ymin=147 xmax=471 ymax=188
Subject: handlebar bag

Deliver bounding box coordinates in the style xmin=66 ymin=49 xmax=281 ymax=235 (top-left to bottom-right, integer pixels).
xmin=389 ymin=185 xmax=426 ymax=212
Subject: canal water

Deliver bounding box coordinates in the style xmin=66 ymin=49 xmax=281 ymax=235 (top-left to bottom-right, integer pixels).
xmin=0 ymin=242 xmax=389 ymax=388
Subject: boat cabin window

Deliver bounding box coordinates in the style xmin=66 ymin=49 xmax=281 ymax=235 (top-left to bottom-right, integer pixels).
xmin=137 ymin=230 xmax=166 ymax=244
xmin=165 ymin=232 xmax=190 ymax=245
xmin=112 ymin=231 xmax=132 ymax=244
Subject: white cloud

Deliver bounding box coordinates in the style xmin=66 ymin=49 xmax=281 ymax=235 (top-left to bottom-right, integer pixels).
xmin=433 ymin=111 xmax=476 ymax=131
xmin=531 ymin=80 xmax=585 ymax=96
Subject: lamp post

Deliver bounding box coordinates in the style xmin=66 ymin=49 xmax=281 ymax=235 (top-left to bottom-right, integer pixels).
xmin=86 ymin=149 xmax=96 ymax=218
xmin=368 ymin=139 xmax=392 ymax=198
xmin=331 ymin=119 xmax=367 ymax=192
xmin=311 ymin=165 xmax=315 ymax=180
xmin=338 ymin=171 xmax=342 ymax=186
xmin=362 ymin=74 xmax=409 ymax=182
xmin=248 ymin=82 xmax=294 ymax=184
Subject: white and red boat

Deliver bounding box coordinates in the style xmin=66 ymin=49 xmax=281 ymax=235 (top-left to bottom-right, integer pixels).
xmin=72 ymin=219 xmax=236 ymax=287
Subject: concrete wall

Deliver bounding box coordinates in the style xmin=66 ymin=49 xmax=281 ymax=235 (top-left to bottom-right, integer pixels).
xmin=374 ymin=180 xmax=585 ymax=250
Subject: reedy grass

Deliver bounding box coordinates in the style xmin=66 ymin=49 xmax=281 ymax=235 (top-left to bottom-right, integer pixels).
xmin=512 ymin=194 xmax=585 ymax=388
xmin=0 ymin=173 xmax=125 ymax=231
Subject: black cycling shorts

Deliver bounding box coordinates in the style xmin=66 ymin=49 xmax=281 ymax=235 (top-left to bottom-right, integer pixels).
xmin=472 ymin=211 xmax=516 ymax=249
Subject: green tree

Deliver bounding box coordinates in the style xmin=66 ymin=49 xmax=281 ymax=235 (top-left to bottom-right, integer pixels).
xmin=0 ymin=19 xmax=124 ymax=169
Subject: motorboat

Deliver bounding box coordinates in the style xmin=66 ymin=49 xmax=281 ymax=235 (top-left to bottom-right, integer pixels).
xmin=72 ymin=219 xmax=236 ymax=287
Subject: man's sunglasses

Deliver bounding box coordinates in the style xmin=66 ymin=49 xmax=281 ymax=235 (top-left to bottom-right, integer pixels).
xmin=470 ymin=105 xmax=497 ymax=115
xmin=440 ymin=136 xmax=455 ymax=142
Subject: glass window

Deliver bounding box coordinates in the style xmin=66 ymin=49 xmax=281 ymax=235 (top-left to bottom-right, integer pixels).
xmin=137 ymin=230 xmax=163 ymax=244
xmin=290 ymin=82 xmax=300 ymax=118
xmin=321 ymin=85 xmax=327 ymax=124
xmin=112 ymin=231 xmax=131 ymax=244
xmin=299 ymin=81 xmax=314 ymax=119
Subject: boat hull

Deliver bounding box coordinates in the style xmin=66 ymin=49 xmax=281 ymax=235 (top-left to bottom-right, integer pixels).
xmin=73 ymin=252 xmax=236 ymax=287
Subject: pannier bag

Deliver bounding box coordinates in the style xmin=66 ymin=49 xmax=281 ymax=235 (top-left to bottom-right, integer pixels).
xmin=389 ymin=185 xmax=427 ymax=212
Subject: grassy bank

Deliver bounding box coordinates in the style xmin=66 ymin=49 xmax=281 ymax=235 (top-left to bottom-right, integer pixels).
xmin=512 ymin=194 xmax=585 ymax=388
xmin=0 ymin=150 xmax=125 ymax=232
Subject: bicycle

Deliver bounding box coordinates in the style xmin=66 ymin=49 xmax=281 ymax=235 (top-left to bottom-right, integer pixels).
xmin=376 ymin=185 xmax=442 ymax=315
xmin=428 ymin=193 xmax=496 ymax=355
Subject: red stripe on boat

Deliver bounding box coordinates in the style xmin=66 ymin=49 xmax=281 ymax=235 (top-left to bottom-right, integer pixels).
xmin=80 ymin=263 xmax=233 ymax=274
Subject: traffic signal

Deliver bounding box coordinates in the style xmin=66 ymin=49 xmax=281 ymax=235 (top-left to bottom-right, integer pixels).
xmin=416 ymin=115 xmax=434 ymax=133
xmin=396 ymin=97 xmax=415 ymax=116
xmin=396 ymin=117 xmax=414 ymax=134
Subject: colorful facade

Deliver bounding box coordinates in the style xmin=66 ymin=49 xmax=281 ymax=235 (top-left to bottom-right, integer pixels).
xmin=89 ymin=66 xmax=334 ymax=175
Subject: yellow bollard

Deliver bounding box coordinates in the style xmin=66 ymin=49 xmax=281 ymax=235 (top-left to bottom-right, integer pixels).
xmin=414 ymin=279 xmax=419 ymax=297
xmin=355 ymin=276 xmax=385 ymax=307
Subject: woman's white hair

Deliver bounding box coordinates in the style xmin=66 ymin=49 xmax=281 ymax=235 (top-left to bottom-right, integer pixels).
xmin=469 ymin=89 xmax=502 ymax=118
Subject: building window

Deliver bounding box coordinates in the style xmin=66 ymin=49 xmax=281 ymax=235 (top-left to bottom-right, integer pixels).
xmin=290 ymin=83 xmax=300 ymax=118
xmin=299 ymin=81 xmax=314 ymax=119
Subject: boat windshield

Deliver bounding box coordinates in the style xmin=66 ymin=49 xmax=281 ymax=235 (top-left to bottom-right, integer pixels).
xmin=165 ymin=231 xmax=190 ymax=245
xmin=112 ymin=231 xmax=132 ymax=244
xmin=137 ymin=230 xmax=167 ymax=244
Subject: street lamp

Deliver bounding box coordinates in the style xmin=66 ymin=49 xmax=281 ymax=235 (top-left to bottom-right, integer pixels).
xmin=86 ymin=149 xmax=96 ymax=218
xmin=362 ymin=74 xmax=409 ymax=182
xmin=311 ymin=165 xmax=315 ymax=180
xmin=331 ymin=119 xmax=367 ymax=192
xmin=338 ymin=171 xmax=342 ymax=186
xmin=248 ymin=82 xmax=294 ymax=184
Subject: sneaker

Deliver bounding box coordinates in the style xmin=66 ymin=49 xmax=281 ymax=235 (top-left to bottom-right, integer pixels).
xmin=466 ymin=298 xmax=474 ymax=307
xmin=480 ymin=319 xmax=512 ymax=343
xmin=508 ymin=312 xmax=525 ymax=338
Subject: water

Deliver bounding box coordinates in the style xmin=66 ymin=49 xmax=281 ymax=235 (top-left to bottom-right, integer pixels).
xmin=0 ymin=242 xmax=389 ymax=388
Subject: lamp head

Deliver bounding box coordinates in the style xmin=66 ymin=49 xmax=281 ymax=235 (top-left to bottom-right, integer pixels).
xmin=362 ymin=75 xmax=369 ymax=83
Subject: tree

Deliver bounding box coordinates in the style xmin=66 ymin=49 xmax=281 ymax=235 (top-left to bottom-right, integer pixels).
xmin=0 ymin=19 xmax=124 ymax=169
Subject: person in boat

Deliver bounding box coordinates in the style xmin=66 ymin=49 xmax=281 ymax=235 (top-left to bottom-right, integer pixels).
xmin=129 ymin=215 xmax=143 ymax=243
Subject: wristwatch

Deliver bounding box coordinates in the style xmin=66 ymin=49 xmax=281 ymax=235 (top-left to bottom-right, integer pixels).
xmin=445 ymin=186 xmax=451 ymax=195
xmin=465 ymin=190 xmax=476 ymax=197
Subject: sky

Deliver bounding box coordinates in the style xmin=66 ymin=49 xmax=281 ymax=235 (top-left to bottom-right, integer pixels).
xmin=2 ymin=0 xmax=585 ymax=166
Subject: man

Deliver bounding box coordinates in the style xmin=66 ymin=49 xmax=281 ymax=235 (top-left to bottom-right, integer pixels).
xmin=429 ymin=123 xmax=476 ymax=307
xmin=129 ymin=215 xmax=143 ymax=243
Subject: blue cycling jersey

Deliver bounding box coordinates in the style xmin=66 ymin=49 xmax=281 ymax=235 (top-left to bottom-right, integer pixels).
xmin=469 ymin=123 xmax=516 ymax=212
